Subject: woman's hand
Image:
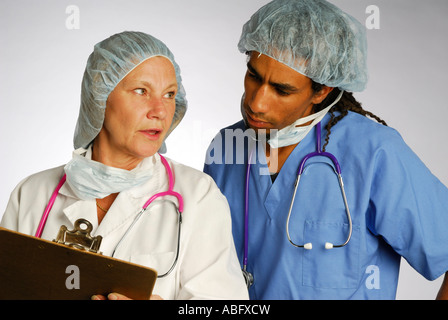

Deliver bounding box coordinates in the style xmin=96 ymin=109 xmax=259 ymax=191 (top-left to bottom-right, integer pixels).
xmin=92 ymin=293 xmax=163 ymax=300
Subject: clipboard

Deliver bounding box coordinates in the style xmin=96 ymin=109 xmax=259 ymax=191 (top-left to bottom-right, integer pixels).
xmin=0 ymin=219 xmax=157 ymax=300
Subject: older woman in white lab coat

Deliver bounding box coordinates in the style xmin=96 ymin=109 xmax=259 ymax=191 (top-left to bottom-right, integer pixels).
xmin=0 ymin=31 xmax=248 ymax=300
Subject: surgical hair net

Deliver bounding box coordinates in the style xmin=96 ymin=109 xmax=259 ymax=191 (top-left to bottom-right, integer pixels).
xmin=238 ymin=0 xmax=368 ymax=92
xmin=74 ymin=31 xmax=187 ymax=150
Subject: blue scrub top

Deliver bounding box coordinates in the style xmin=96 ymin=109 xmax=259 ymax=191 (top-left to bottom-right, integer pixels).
xmin=204 ymin=112 xmax=448 ymax=300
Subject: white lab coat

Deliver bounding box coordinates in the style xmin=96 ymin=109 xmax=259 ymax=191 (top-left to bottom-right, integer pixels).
xmin=1 ymin=153 xmax=249 ymax=300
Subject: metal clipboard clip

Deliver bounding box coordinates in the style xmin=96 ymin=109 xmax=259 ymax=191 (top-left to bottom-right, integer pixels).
xmin=53 ymin=219 xmax=102 ymax=254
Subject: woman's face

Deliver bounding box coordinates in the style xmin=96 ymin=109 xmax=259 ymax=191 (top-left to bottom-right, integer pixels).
xmin=94 ymin=56 xmax=177 ymax=169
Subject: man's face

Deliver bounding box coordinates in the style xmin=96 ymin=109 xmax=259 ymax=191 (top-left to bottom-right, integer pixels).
xmin=242 ymin=52 xmax=327 ymax=135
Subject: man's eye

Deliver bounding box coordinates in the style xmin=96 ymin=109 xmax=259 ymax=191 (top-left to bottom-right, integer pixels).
xmin=247 ymin=71 xmax=260 ymax=81
xmin=276 ymin=88 xmax=290 ymax=96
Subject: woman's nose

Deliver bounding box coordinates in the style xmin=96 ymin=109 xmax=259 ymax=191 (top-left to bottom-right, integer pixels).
xmin=146 ymin=97 xmax=167 ymax=120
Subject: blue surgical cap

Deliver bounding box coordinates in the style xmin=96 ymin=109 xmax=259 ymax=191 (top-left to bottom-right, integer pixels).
xmin=238 ymin=0 xmax=368 ymax=92
xmin=74 ymin=31 xmax=187 ymax=150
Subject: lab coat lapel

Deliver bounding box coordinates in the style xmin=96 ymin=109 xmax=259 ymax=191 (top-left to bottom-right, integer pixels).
xmin=95 ymin=192 xmax=142 ymax=238
xmin=57 ymin=153 xmax=163 ymax=241
xmin=57 ymin=181 xmax=153 ymax=241
xmin=95 ymin=158 xmax=163 ymax=238
xmin=61 ymin=200 xmax=99 ymax=234
xmin=58 ymin=177 xmax=100 ymax=232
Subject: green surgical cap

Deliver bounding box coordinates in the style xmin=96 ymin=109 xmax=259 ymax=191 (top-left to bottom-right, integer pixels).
xmin=74 ymin=31 xmax=187 ymax=150
xmin=238 ymin=0 xmax=368 ymax=92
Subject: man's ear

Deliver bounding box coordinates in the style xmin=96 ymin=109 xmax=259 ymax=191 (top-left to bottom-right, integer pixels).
xmin=312 ymin=86 xmax=334 ymax=105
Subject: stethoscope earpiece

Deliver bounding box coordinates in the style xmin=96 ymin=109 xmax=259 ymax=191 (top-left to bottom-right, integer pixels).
xmin=285 ymin=122 xmax=352 ymax=251
xmin=302 ymin=243 xmax=336 ymax=250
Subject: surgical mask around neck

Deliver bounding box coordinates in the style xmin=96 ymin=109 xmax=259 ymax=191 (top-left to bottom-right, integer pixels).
xmin=64 ymin=147 xmax=154 ymax=200
xmin=268 ymin=91 xmax=344 ymax=148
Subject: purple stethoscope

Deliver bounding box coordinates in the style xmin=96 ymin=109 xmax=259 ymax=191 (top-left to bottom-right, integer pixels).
xmin=242 ymin=121 xmax=352 ymax=288
xmin=34 ymin=154 xmax=184 ymax=278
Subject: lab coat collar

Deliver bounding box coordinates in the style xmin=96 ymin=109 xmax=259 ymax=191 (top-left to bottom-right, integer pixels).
xmin=59 ymin=177 xmax=79 ymax=199
xmin=58 ymin=150 xmax=162 ymax=200
xmin=60 ymin=191 xmax=144 ymax=238
xmin=126 ymin=153 xmax=165 ymax=199
xmin=62 ymin=199 xmax=99 ymax=233
xmin=58 ymin=153 xmax=166 ymax=236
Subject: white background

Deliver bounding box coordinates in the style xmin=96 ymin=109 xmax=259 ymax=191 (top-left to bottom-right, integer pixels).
xmin=0 ymin=0 xmax=447 ymax=299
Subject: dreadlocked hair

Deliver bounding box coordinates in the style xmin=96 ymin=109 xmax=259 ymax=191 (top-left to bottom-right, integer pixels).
xmin=311 ymin=81 xmax=388 ymax=152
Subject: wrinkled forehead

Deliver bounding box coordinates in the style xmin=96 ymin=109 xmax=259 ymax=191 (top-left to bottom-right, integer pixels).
xmin=120 ymin=55 xmax=176 ymax=81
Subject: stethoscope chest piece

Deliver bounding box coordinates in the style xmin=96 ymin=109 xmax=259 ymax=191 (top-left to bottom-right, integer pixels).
xmin=242 ymin=267 xmax=254 ymax=289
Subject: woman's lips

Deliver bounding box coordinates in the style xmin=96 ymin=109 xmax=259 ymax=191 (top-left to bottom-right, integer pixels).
xmin=139 ymin=129 xmax=162 ymax=140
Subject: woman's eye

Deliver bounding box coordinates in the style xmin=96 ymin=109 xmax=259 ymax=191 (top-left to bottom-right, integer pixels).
xmin=164 ymin=91 xmax=176 ymax=99
xmin=134 ymin=88 xmax=146 ymax=95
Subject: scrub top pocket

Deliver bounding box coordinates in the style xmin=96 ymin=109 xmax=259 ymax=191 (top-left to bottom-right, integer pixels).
xmin=302 ymin=220 xmax=360 ymax=289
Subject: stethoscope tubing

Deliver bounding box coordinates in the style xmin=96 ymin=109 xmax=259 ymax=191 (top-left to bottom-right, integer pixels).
xmin=243 ymin=147 xmax=254 ymax=269
xmin=35 ymin=154 xmax=183 ymax=278
xmin=285 ymin=122 xmax=352 ymax=249
xmin=35 ymin=174 xmax=67 ymax=238
xmin=243 ymin=121 xmax=353 ymax=287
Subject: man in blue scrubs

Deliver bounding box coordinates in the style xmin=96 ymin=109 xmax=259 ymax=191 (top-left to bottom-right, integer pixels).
xmin=203 ymin=0 xmax=448 ymax=299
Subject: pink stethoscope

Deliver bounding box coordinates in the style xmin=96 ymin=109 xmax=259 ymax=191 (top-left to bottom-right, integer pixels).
xmin=34 ymin=154 xmax=184 ymax=278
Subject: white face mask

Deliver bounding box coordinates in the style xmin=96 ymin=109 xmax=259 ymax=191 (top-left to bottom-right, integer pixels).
xmin=64 ymin=147 xmax=154 ymax=200
xmin=268 ymin=91 xmax=344 ymax=148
